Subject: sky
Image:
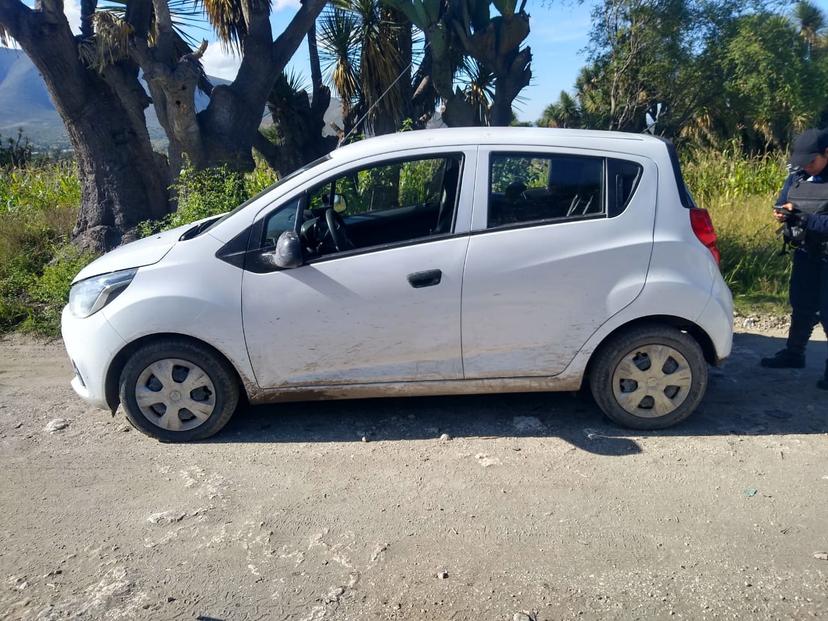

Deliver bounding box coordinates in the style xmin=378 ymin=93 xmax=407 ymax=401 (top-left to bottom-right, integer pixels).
xmin=5 ymin=0 xmax=828 ymax=123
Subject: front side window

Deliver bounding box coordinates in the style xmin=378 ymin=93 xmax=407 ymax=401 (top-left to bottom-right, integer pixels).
xmin=296 ymin=154 xmax=463 ymax=258
xmin=262 ymin=196 xmax=302 ymax=247
xmin=488 ymin=153 xmax=605 ymax=228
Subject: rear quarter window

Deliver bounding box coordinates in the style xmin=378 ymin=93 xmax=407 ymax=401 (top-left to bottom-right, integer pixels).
xmin=607 ymin=158 xmax=643 ymax=217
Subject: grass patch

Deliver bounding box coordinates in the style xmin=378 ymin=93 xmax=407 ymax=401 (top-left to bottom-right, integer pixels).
xmin=0 ymin=161 xmax=95 ymax=336
xmin=681 ymin=148 xmax=791 ymax=315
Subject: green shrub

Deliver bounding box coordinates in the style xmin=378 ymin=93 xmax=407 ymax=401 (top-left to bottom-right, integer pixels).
xmin=0 ymin=161 xmax=91 ymax=335
xmin=21 ymin=244 xmax=96 ymax=335
xmin=139 ymin=162 xmax=279 ymax=235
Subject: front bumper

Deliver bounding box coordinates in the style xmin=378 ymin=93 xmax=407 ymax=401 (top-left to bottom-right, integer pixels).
xmin=61 ymin=305 xmax=127 ymax=410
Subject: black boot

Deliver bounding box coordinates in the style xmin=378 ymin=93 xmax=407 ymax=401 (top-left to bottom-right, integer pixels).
xmin=760 ymin=349 xmax=806 ymax=369
xmin=818 ymin=361 xmax=828 ymax=390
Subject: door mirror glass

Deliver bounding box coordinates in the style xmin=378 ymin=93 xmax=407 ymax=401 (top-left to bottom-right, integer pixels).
xmin=265 ymin=231 xmax=303 ymax=269
xmin=332 ymin=194 xmax=347 ymax=213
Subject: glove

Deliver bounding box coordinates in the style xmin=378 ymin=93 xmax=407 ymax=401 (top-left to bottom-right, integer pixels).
xmin=778 ymin=208 xmax=809 ymax=227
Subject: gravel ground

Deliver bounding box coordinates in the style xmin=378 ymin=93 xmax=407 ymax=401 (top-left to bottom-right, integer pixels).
xmin=0 ymin=328 xmax=827 ymax=621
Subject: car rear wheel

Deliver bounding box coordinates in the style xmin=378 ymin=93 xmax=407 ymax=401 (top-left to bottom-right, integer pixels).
xmin=589 ymin=324 xmax=708 ymax=430
xmin=119 ymin=339 xmax=239 ymax=441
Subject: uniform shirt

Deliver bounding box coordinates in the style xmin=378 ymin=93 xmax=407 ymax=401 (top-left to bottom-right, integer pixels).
xmin=776 ymin=169 xmax=828 ymax=235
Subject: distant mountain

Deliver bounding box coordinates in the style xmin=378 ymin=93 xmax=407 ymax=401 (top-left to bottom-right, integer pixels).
xmin=0 ymin=47 xmax=65 ymax=148
xmin=0 ymin=47 xmax=227 ymax=150
xmin=0 ymin=47 xmax=441 ymax=152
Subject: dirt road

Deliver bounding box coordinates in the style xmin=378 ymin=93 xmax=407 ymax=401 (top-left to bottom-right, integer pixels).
xmin=1 ymin=329 xmax=826 ymax=620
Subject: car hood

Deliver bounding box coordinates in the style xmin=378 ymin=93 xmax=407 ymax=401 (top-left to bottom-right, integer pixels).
xmin=72 ymin=222 xmax=197 ymax=283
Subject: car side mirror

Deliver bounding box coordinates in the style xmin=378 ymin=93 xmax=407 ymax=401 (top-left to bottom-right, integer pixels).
xmin=265 ymin=231 xmax=303 ymax=269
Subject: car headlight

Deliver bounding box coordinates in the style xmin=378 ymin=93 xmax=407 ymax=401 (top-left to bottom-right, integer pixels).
xmin=69 ymin=268 xmax=137 ymax=318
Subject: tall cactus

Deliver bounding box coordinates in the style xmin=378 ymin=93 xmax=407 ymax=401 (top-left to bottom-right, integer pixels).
xmin=385 ymin=0 xmax=531 ymax=126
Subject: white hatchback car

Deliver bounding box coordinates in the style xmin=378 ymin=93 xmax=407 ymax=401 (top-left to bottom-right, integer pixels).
xmin=62 ymin=128 xmax=732 ymax=441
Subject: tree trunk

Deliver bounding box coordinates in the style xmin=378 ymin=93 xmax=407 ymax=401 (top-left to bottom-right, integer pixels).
xmin=1 ymin=0 xmax=169 ymax=252
xmin=135 ymin=0 xmax=328 ymax=174
xmin=490 ymin=47 xmax=532 ymax=127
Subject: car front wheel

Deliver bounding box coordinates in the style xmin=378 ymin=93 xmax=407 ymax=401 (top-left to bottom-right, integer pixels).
xmin=589 ymin=324 xmax=708 ymax=430
xmin=119 ymin=339 xmax=240 ymax=441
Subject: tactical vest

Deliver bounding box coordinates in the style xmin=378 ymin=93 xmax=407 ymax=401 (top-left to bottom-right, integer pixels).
xmin=784 ymin=176 xmax=828 ymax=253
xmin=787 ymin=176 xmax=828 ymax=215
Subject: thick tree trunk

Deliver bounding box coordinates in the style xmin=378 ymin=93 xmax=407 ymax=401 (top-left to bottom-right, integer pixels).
xmin=1 ymin=0 xmax=169 ymax=251
xmin=490 ymin=47 xmax=532 ymax=127
xmin=262 ymin=71 xmax=336 ymax=177
xmin=138 ymin=0 xmax=328 ymax=174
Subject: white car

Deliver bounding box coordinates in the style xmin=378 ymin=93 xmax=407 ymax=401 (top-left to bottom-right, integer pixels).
xmin=62 ymin=128 xmax=733 ymax=441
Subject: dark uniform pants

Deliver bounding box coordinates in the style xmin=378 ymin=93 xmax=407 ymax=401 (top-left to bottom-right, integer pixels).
xmin=787 ymin=248 xmax=828 ymax=357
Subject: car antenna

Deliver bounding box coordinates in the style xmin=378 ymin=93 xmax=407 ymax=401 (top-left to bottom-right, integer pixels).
xmin=338 ymin=41 xmax=432 ymax=149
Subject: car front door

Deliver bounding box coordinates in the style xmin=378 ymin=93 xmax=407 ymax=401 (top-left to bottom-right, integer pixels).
xmin=461 ymin=147 xmax=657 ymax=378
xmin=242 ymin=149 xmax=474 ymax=388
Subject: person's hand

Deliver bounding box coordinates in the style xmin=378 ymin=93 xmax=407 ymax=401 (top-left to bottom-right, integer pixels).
xmin=773 ymin=203 xmax=794 ymax=223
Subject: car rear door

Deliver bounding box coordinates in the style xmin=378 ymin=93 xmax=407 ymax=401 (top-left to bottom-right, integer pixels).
xmin=461 ymin=146 xmax=657 ymax=378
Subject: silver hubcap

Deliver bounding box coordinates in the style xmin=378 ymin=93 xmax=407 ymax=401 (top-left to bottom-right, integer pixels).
xmin=134 ymin=358 xmax=216 ymax=432
xmin=611 ymin=345 xmax=693 ymax=418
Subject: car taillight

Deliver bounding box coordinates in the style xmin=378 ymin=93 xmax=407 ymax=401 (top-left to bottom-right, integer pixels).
xmin=689 ymin=208 xmax=720 ymax=265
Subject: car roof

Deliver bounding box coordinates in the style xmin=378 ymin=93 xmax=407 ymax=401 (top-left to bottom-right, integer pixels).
xmin=329 ymin=127 xmax=664 ymax=161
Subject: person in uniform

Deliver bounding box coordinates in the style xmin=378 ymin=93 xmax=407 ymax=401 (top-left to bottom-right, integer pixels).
xmin=760 ymin=128 xmax=828 ymax=390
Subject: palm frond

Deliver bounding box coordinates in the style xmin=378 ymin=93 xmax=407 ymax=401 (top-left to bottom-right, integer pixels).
xmin=457 ymin=57 xmax=495 ymax=125
xmin=77 ymin=11 xmax=133 ymax=70
xmin=319 ymin=7 xmax=361 ymax=111
xmin=97 ymin=0 xmax=206 ymax=48
xmin=794 ymin=0 xmax=826 ymax=37
xmin=358 ymin=5 xmax=405 ymax=130
xmin=192 ymin=0 xmax=261 ymax=52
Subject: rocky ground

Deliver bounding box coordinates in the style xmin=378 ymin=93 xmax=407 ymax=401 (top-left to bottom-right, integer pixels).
xmin=0 ymin=328 xmax=826 ymax=621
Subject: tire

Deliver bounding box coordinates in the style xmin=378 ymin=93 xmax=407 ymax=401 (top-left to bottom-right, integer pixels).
xmin=589 ymin=324 xmax=708 ymax=430
xmin=119 ymin=339 xmax=240 ymax=441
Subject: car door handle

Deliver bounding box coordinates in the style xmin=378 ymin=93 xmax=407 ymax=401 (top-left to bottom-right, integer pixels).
xmin=407 ymin=269 xmax=442 ymax=288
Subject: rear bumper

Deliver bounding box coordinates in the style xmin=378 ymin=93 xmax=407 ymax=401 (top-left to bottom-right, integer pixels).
xmin=697 ymin=277 xmax=734 ymax=365
xmin=61 ymin=305 xmax=127 ymax=411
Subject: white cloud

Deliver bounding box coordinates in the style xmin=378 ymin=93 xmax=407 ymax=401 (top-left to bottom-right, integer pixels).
xmin=273 ymin=0 xmax=301 ymax=11
xmin=64 ymin=0 xmax=82 ymax=35
xmin=201 ymin=42 xmax=242 ymax=81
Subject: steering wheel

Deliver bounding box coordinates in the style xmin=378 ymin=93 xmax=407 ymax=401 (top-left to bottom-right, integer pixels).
xmin=324 ymin=208 xmax=355 ymax=252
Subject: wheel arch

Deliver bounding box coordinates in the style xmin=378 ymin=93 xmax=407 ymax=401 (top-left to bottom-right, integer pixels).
xmin=584 ymin=315 xmax=718 ymax=383
xmin=104 ymin=332 xmax=249 ymax=412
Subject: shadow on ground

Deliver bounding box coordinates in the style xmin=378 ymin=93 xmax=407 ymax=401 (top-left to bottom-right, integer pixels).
xmin=213 ymin=332 xmax=828 ymax=456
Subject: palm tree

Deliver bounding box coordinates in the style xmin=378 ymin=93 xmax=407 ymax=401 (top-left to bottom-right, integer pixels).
xmin=794 ymin=0 xmax=826 ymax=57
xmin=457 ymin=59 xmax=495 ymax=125
xmin=538 ymin=91 xmax=583 ymax=128
xmin=319 ymin=0 xmax=409 ymax=137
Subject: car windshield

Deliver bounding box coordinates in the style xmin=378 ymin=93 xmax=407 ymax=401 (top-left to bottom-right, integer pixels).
xmin=194 ymin=154 xmax=332 ymax=237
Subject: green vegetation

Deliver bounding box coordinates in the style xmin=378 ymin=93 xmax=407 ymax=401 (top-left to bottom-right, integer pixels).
xmin=0 ymin=160 xmax=94 ymax=336
xmin=0 ymin=144 xmax=801 ymax=337
xmin=681 ymin=148 xmax=790 ymax=314
xmin=540 ymin=1 xmax=828 ymax=152
xmin=137 ymin=164 xmax=278 ymax=236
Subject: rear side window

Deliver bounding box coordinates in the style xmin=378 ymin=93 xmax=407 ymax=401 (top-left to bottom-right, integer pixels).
xmin=488 ymin=153 xmax=605 ymax=228
xmin=607 ymin=158 xmax=643 ymax=217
